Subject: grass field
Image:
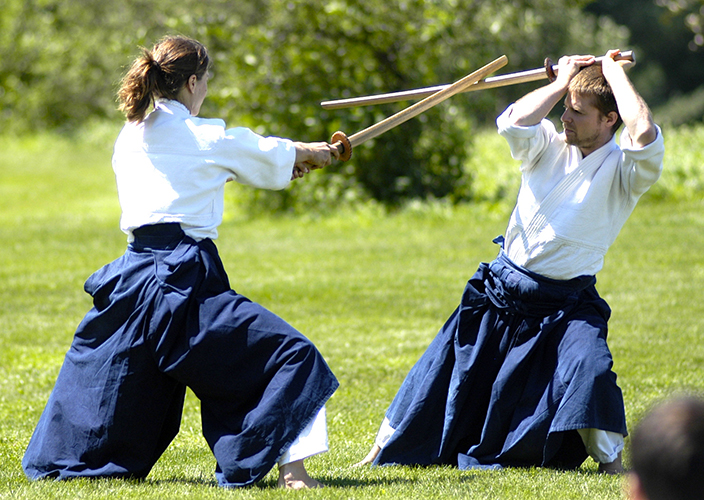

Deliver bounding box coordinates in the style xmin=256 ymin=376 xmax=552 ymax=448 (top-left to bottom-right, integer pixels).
xmin=1 ymin=128 xmax=703 ymax=499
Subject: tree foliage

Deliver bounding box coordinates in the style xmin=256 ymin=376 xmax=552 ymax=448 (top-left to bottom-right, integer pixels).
xmin=655 ymin=0 xmax=704 ymax=51
xmin=587 ymin=0 xmax=704 ymax=115
xmin=201 ymin=0 xmax=625 ymax=206
xmin=0 ymin=0 xmax=634 ymax=207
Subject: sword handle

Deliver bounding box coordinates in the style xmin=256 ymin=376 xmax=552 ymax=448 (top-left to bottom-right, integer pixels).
xmin=544 ymin=50 xmax=635 ymax=82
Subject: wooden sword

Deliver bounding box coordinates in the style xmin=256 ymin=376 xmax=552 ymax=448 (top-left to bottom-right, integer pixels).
xmin=322 ymin=50 xmax=634 ymax=110
xmin=330 ymin=55 xmax=508 ymax=161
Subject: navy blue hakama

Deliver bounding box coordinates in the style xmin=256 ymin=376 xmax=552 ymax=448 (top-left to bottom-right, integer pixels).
xmin=375 ymin=248 xmax=626 ymax=470
xmin=22 ymin=223 xmax=339 ymax=487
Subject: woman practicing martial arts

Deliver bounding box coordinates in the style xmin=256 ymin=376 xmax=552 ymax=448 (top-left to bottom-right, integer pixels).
xmin=23 ymin=35 xmax=340 ymax=489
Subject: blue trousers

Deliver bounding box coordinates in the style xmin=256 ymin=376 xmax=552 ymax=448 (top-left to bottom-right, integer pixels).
xmin=23 ymin=224 xmax=338 ymax=487
xmin=376 ymin=249 xmax=627 ymax=470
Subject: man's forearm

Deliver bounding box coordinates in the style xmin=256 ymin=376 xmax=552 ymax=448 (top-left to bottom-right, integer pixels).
xmin=609 ymin=74 xmax=657 ymax=147
xmin=602 ymin=54 xmax=657 ymax=147
xmin=508 ymin=54 xmax=593 ymax=127
xmin=508 ymin=80 xmax=569 ymax=127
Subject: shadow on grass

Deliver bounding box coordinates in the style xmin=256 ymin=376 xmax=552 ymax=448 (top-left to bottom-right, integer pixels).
xmin=144 ymin=475 xmax=420 ymax=490
xmin=242 ymin=478 xmax=419 ymax=490
xmin=320 ymin=476 xmax=481 ymax=488
xmin=147 ymin=477 xmax=219 ymax=488
xmin=306 ymin=466 xmax=483 ymax=489
xmin=22 ymin=466 xmax=617 ymax=493
xmin=31 ymin=472 xmax=426 ymax=491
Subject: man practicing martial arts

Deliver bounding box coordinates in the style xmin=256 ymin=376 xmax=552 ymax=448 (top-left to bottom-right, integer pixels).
xmin=358 ymin=49 xmax=665 ymax=473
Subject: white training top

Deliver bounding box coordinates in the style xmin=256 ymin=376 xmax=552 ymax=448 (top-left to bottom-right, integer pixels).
xmin=112 ymin=99 xmax=296 ymax=242
xmin=497 ymin=104 xmax=665 ymax=280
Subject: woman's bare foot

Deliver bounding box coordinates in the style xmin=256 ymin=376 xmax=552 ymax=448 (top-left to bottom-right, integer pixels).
xmin=598 ymin=451 xmax=623 ymax=474
xmin=353 ymin=444 xmax=381 ymax=467
xmin=278 ymin=459 xmax=324 ymax=489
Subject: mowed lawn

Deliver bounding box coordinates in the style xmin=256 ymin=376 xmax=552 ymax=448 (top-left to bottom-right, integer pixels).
xmin=1 ymin=131 xmax=703 ymax=499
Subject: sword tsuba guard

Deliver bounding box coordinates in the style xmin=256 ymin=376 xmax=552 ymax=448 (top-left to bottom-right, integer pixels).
xmin=331 ymin=131 xmax=352 ymax=162
xmin=544 ymin=58 xmax=557 ymax=82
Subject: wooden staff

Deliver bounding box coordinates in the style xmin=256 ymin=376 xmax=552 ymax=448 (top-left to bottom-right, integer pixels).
xmin=322 ymin=50 xmax=634 ymax=110
xmin=331 ymin=55 xmax=507 ymax=161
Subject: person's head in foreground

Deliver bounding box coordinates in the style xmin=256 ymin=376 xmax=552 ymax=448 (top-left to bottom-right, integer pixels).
xmin=629 ymin=395 xmax=704 ymax=500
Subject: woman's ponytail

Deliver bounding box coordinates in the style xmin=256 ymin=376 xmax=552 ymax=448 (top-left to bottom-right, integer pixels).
xmin=117 ymin=36 xmax=210 ymax=123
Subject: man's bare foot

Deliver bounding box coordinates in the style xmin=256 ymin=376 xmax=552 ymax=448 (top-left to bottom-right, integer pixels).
xmin=278 ymin=459 xmax=324 ymax=489
xmin=598 ymin=452 xmax=623 ymax=475
xmin=352 ymin=444 xmax=381 ymax=467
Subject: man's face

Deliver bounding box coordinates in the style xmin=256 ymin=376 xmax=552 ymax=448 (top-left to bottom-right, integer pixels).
xmin=560 ymin=91 xmax=614 ymax=156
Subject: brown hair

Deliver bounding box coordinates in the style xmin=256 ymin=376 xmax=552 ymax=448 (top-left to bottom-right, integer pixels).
xmin=568 ymin=64 xmax=622 ymax=134
xmin=631 ymin=396 xmax=704 ymax=500
xmin=118 ymin=35 xmax=210 ymax=123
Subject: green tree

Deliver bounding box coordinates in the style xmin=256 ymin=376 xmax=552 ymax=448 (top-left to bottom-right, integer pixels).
xmin=586 ymin=0 xmax=704 ymax=119
xmin=0 ymin=0 xmax=627 ymax=207
xmin=0 ymin=0 xmax=256 ymax=131
xmin=655 ymin=0 xmax=704 ymax=51
xmin=202 ymin=0 xmax=626 ymax=207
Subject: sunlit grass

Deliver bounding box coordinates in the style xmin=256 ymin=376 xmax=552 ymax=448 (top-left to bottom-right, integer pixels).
xmin=1 ymin=127 xmax=703 ymax=499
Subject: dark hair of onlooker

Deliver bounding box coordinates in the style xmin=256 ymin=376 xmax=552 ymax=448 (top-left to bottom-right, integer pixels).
xmin=630 ymin=395 xmax=704 ymax=500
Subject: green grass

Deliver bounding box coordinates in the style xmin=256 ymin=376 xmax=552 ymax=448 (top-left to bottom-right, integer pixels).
xmin=1 ymin=127 xmax=704 ymax=499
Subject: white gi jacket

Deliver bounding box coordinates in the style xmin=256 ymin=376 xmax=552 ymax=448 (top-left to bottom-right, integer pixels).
xmin=497 ymin=104 xmax=665 ymax=280
xmin=112 ymin=99 xmax=296 ymax=242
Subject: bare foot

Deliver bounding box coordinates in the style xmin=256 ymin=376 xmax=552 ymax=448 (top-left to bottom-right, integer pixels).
xmin=352 ymin=444 xmax=381 ymax=467
xmin=598 ymin=451 xmax=623 ymax=475
xmin=278 ymin=459 xmax=324 ymax=489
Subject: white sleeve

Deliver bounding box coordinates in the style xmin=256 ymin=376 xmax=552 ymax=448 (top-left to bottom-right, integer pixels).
xmin=619 ymin=124 xmax=665 ymax=197
xmin=213 ymin=126 xmax=297 ymax=191
xmin=496 ymin=104 xmax=558 ymax=169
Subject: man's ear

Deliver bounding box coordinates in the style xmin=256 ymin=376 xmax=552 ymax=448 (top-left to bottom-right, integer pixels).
xmin=605 ymin=110 xmax=619 ymax=128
